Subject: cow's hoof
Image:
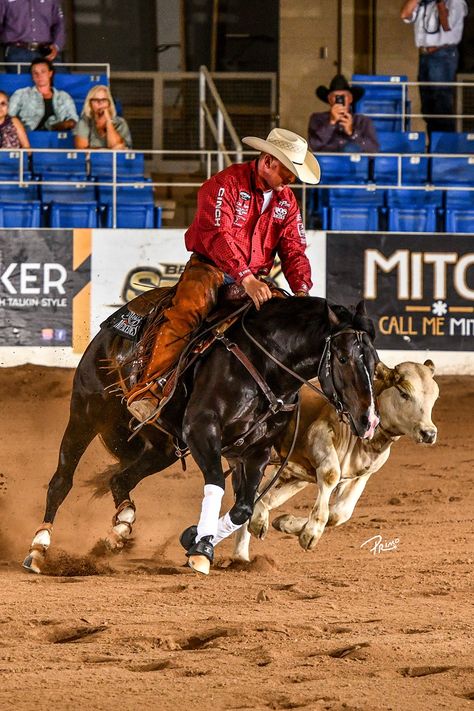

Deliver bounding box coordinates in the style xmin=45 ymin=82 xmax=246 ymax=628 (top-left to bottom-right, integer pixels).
xmin=272 ymin=514 xmax=306 ymax=535
xmin=299 ymin=526 xmax=320 ymax=551
xmin=22 ymin=550 xmax=44 ymax=574
xmin=248 ymin=512 xmax=269 ymax=539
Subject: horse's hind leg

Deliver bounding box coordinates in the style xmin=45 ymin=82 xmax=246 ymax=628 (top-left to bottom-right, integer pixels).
xmin=105 ymin=445 xmax=178 ymax=551
xmin=23 ymin=408 xmax=97 ymax=573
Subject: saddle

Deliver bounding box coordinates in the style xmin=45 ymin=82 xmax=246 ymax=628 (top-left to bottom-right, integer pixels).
xmin=101 ymin=282 xmax=254 ymax=400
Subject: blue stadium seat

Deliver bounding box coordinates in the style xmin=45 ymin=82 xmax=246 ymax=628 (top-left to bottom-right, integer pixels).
xmin=317 ymin=154 xmax=369 ymax=184
xmin=431 ymin=157 xmax=474 ymax=186
xmin=103 ymin=203 xmax=155 ymax=228
xmin=0 ymin=74 xmax=32 ymax=95
xmin=49 ymin=202 xmax=99 ymax=228
xmin=430 ymin=132 xmax=474 ymax=154
xmin=444 ymin=190 xmax=474 ymax=232
xmin=0 ymin=201 xmax=41 ymax=227
xmin=0 ymin=150 xmax=22 ymax=177
xmin=373 ymin=131 xmax=428 ymax=185
xmin=97 ymin=182 xmax=153 ymax=206
xmin=155 ymin=206 xmax=162 ymax=228
xmin=328 ymin=206 xmax=379 ymax=231
xmin=0 ymin=184 xmax=39 ymax=201
xmin=32 ymin=150 xmax=87 ymax=177
xmin=54 ymin=74 xmax=108 ymax=103
xmin=41 ymin=182 xmax=96 ymax=204
xmin=326 ymin=187 xmax=386 ymax=206
xmin=90 ymin=152 xmax=145 ymax=180
xmin=352 ymin=74 xmax=410 ymax=131
xmin=386 ymin=188 xmax=443 ymax=208
xmin=387 ymin=207 xmax=437 ymax=232
xmin=27 ymin=131 xmax=74 ymax=149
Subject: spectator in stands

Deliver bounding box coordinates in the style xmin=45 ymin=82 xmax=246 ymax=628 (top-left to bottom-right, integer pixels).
xmin=0 ymin=91 xmax=29 ymax=148
xmin=9 ymin=58 xmax=77 ymax=131
xmin=74 ymin=85 xmax=132 ymax=150
xmin=401 ymin=0 xmax=468 ymax=135
xmin=0 ymin=0 xmax=65 ymax=74
xmin=308 ymin=74 xmax=379 ymax=153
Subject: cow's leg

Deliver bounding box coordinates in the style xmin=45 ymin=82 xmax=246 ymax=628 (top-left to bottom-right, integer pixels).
xmin=250 ymin=475 xmax=309 ymax=538
xmin=297 ymin=452 xmax=341 ymax=550
xmin=23 ymin=408 xmax=97 ymax=573
xmin=327 ymin=473 xmax=371 ymax=527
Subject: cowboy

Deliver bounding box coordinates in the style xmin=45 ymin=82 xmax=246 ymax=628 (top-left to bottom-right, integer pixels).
xmin=308 ymin=74 xmax=379 ymax=153
xmin=127 ymin=127 xmax=321 ymax=423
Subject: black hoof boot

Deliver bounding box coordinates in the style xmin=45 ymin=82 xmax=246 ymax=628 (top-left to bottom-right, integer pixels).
xmin=179 ymin=524 xmax=197 ymax=551
xmin=185 ymin=534 xmax=214 ymax=563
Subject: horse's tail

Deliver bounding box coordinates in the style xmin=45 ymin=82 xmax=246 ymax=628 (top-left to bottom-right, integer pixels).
xmin=85 ymin=461 xmax=122 ymax=499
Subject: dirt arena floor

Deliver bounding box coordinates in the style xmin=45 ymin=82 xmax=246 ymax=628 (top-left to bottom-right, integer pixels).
xmin=0 ymin=364 xmax=472 ymax=711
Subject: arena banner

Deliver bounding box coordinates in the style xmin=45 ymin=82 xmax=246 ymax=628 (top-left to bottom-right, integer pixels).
xmin=90 ymin=229 xmax=326 ymax=336
xmin=326 ymin=233 xmax=474 ymax=351
xmin=0 ymin=230 xmax=91 ymax=349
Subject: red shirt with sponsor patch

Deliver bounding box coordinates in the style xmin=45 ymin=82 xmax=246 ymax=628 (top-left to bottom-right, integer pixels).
xmin=184 ymin=160 xmax=312 ymax=293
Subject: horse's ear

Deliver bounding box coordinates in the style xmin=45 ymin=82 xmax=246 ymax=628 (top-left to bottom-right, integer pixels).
xmin=355 ymin=300 xmax=367 ymax=317
xmin=424 ymin=359 xmax=435 ymax=375
xmin=327 ymin=303 xmax=341 ymax=328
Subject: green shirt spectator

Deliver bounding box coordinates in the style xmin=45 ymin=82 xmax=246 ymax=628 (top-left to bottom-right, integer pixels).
xmin=74 ymin=84 xmax=132 ymax=150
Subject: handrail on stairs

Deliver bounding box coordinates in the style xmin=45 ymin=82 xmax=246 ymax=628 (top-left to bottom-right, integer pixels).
xmin=199 ymin=65 xmax=243 ymax=171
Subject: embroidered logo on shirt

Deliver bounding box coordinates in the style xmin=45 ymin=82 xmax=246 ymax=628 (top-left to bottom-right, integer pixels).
xmin=272 ymin=206 xmax=288 ymax=220
xmin=239 ymin=190 xmax=251 ymax=201
xmin=214 ymin=186 xmax=225 ymax=226
xmin=233 ymin=189 xmax=251 ymax=226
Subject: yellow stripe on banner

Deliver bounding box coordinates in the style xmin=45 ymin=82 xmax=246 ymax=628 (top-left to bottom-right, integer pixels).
xmin=405 ymin=306 xmax=431 ymax=312
xmin=72 ymin=229 xmax=92 ymax=353
xmin=449 ymin=306 xmax=474 ymax=313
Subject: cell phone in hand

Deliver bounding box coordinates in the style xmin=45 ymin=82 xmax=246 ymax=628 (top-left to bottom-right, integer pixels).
xmin=335 ymin=95 xmax=345 ymax=105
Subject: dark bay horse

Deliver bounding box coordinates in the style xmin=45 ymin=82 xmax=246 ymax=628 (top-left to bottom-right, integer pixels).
xmin=23 ymin=296 xmax=379 ymax=575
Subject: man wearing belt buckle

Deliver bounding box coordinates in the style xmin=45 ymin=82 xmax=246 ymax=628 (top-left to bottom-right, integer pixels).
xmin=401 ymin=0 xmax=468 ymax=135
xmin=127 ymin=128 xmax=321 ymax=423
xmin=0 ymin=0 xmax=65 ymax=74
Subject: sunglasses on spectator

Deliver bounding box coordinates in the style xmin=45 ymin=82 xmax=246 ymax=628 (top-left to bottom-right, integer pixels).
xmin=91 ymin=98 xmax=110 ymax=104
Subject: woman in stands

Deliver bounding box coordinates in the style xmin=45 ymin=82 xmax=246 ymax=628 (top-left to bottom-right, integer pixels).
xmin=0 ymin=91 xmax=30 ymax=148
xmin=74 ymin=85 xmax=132 ymax=150
xmin=9 ymin=58 xmax=78 ymax=132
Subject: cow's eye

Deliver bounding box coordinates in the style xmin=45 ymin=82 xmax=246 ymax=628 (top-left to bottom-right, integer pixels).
xmin=399 ymin=390 xmax=409 ymax=400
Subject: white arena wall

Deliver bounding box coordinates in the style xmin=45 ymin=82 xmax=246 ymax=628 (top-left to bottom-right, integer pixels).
xmin=0 ymin=228 xmax=472 ymax=374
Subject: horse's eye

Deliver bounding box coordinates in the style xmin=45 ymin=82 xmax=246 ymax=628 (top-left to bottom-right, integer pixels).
xmin=399 ymin=390 xmax=410 ymax=401
xmin=338 ymin=356 xmax=348 ymax=365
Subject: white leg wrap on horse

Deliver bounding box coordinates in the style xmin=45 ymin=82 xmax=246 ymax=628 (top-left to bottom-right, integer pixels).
xmin=212 ymin=511 xmax=242 ymax=546
xmin=31 ymin=529 xmax=51 ymax=549
xmin=112 ymin=506 xmax=136 ymax=540
xmin=196 ymin=484 xmax=224 ymax=542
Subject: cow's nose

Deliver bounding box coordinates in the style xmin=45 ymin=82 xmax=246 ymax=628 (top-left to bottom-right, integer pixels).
xmin=421 ymin=428 xmax=437 ymax=444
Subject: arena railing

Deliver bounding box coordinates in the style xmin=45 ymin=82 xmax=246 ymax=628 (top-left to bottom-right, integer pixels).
xmin=2 ymin=146 xmax=473 ymax=229
xmin=351 ymin=78 xmax=474 ymax=131
xmin=0 ymin=62 xmax=110 ymax=78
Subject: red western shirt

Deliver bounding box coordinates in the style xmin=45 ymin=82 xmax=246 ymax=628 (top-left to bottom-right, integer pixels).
xmin=184 ymin=160 xmax=312 ymax=293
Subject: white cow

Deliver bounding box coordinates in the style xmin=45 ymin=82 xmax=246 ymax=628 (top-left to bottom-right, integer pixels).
xmin=233 ymin=360 xmax=438 ymax=561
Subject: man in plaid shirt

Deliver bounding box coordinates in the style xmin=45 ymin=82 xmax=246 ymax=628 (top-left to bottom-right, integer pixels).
xmin=128 ymin=127 xmax=321 ymax=423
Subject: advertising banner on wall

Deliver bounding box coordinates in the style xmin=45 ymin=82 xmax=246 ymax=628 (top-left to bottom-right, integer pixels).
xmin=0 ymin=230 xmax=90 ymax=348
xmin=90 ymin=229 xmax=326 ymax=336
xmin=326 ymin=233 xmax=474 ymax=351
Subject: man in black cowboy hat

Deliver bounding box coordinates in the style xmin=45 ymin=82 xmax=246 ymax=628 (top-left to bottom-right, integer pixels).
xmin=308 ymin=74 xmax=379 ymax=153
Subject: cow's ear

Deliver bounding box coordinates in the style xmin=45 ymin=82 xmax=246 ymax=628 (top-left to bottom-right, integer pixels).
xmin=374 ymin=361 xmax=395 ymax=394
xmin=424 ymin=359 xmax=435 ymax=375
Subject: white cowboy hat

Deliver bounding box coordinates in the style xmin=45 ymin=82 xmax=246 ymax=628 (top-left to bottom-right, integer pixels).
xmin=242 ymin=127 xmax=320 ymax=185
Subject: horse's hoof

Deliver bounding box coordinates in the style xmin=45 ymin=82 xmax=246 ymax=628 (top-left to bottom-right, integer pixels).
xmin=179 ymin=525 xmax=197 ymax=551
xmin=104 ymin=530 xmax=125 ymax=551
xmin=22 ymin=551 xmax=44 ymax=574
xmin=187 ymin=554 xmax=210 ymax=575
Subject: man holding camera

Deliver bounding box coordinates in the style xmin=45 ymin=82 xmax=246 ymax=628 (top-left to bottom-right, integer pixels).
xmin=308 ymin=74 xmax=379 ymax=153
xmin=401 ymin=0 xmax=468 ymax=135
xmin=0 ymin=0 xmax=65 ymax=74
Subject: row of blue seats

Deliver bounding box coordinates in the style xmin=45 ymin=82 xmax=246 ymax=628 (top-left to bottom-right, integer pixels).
xmin=0 ymin=201 xmax=162 ymax=229
xmin=0 ymin=73 xmax=108 ymax=115
xmin=352 ymin=74 xmax=410 ymax=132
xmin=0 ymin=150 xmax=145 ymax=180
xmin=316 ymin=188 xmax=474 ymax=232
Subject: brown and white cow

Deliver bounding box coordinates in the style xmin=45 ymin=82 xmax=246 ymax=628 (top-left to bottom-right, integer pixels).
xmin=233 ymin=360 xmax=438 ymax=561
